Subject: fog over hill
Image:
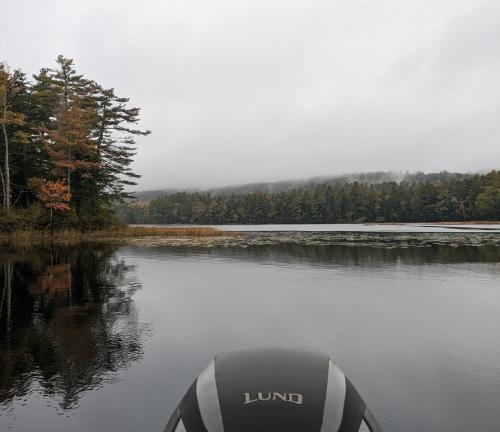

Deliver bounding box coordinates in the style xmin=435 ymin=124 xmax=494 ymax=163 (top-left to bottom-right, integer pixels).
xmin=132 ymin=171 xmax=476 ymax=201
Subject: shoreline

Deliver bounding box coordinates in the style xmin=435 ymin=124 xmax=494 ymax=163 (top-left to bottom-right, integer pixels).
xmin=375 ymin=221 xmax=500 ymax=226
xmin=0 ymin=226 xmax=239 ymax=248
xmin=1 ymin=224 xmax=499 ymax=248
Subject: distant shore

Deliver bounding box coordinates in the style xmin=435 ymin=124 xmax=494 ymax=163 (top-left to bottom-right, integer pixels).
xmin=425 ymin=221 xmax=500 ymax=225
xmin=377 ymin=221 xmax=499 ymax=225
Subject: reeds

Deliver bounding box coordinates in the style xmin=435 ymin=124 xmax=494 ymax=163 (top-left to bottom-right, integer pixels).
xmin=92 ymin=225 xmax=235 ymax=238
xmin=0 ymin=225 xmax=238 ymax=247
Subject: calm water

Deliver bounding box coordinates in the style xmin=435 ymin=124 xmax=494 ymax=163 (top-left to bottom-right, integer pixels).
xmin=214 ymin=223 xmax=500 ymax=233
xmin=140 ymin=223 xmax=500 ymax=233
xmin=1 ymin=241 xmax=500 ymax=431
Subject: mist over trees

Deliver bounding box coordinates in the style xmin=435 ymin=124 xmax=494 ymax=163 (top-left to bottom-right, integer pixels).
xmin=120 ymin=171 xmax=500 ymax=224
xmin=0 ymin=57 xmax=149 ymax=229
xmin=131 ymin=171 xmax=476 ymax=201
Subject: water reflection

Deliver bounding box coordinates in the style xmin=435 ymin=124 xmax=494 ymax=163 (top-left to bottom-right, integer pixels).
xmin=0 ymin=245 xmax=145 ymax=410
xmin=125 ymin=243 xmax=500 ymax=269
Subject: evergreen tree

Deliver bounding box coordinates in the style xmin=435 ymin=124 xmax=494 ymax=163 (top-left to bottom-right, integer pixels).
xmin=0 ymin=56 xmax=150 ymax=229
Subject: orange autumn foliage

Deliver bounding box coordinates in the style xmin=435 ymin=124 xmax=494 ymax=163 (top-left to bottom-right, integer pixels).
xmin=29 ymin=263 xmax=72 ymax=295
xmin=27 ymin=178 xmax=72 ymax=211
xmin=41 ymin=99 xmax=100 ymax=193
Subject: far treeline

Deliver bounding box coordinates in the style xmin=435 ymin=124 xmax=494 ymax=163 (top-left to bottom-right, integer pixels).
xmin=120 ymin=171 xmax=500 ymax=224
xmin=0 ymin=56 xmax=149 ymax=230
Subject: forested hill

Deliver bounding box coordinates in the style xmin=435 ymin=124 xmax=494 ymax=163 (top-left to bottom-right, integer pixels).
xmin=133 ymin=171 xmax=473 ymax=201
xmin=134 ymin=171 xmax=402 ymax=200
xmin=119 ymin=170 xmax=500 ymax=224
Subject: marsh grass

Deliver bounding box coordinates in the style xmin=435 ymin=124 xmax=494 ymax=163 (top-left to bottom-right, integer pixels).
xmin=98 ymin=225 xmax=236 ymax=238
xmin=0 ymin=225 xmax=238 ymax=247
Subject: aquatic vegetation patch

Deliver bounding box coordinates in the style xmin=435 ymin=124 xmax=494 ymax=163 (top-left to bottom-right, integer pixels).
xmin=0 ymin=226 xmax=239 ymax=248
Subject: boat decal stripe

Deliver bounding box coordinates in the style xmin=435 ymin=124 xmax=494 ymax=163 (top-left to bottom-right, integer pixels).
xmin=196 ymin=360 xmax=225 ymax=432
xmin=363 ymin=407 xmax=383 ymax=432
xmin=179 ymin=380 xmax=207 ymax=432
xmin=163 ymin=407 xmax=181 ymax=432
xmin=175 ymin=418 xmax=187 ymax=432
xmin=338 ymin=378 xmax=367 ymax=432
xmin=357 ymin=419 xmax=371 ymax=432
xmin=320 ymin=360 xmax=346 ymax=432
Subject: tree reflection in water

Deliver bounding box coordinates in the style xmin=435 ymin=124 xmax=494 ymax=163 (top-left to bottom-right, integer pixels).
xmin=0 ymin=245 xmax=146 ymax=410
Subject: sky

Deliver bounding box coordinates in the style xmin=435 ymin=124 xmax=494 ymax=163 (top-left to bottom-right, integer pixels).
xmin=2 ymin=0 xmax=499 ymax=190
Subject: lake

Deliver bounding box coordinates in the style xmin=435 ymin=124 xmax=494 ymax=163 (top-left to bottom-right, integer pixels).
xmin=215 ymin=223 xmax=500 ymax=232
xmin=1 ymin=234 xmax=500 ymax=431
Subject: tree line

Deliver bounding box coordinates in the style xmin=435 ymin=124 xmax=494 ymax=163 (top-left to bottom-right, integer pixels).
xmin=0 ymin=56 xmax=149 ymax=229
xmin=120 ymin=171 xmax=500 ymax=224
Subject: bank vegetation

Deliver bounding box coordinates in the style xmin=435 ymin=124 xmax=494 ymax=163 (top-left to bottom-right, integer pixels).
xmin=0 ymin=225 xmax=236 ymax=247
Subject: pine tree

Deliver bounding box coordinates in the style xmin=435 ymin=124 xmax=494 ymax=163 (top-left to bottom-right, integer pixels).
xmin=43 ymin=97 xmax=99 ymax=194
xmin=0 ymin=56 xmax=151 ymax=229
xmin=91 ymin=86 xmax=150 ymax=202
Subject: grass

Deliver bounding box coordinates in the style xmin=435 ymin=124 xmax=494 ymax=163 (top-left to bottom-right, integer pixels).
xmin=0 ymin=225 xmax=238 ymax=247
xmin=94 ymin=225 xmax=234 ymax=237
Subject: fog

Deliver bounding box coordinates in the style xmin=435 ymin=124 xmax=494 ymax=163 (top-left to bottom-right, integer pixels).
xmin=2 ymin=0 xmax=499 ymax=190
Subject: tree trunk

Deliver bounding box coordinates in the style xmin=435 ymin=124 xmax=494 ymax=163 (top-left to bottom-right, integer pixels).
xmin=0 ymin=264 xmax=6 ymax=320
xmin=2 ymin=260 xmax=12 ymax=332
xmin=96 ymin=96 xmax=108 ymax=150
xmin=2 ymin=91 xmax=10 ymax=213
xmin=3 ymin=125 xmax=10 ymax=213
xmin=0 ymin=163 xmax=5 ymax=210
xmin=67 ymin=149 xmax=71 ymax=195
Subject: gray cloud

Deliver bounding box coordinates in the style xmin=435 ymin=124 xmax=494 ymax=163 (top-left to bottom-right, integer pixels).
xmin=2 ymin=0 xmax=499 ymax=189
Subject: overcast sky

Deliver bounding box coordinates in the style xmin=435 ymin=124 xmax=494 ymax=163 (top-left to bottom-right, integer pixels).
xmin=2 ymin=0 xmax=499 ymax=190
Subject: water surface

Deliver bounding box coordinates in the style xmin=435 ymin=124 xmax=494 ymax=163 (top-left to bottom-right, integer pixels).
xmin=215 ymin=223 xmax=500 ymax=232
xmin=1 ymin=241 xmax=499 ymax=432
